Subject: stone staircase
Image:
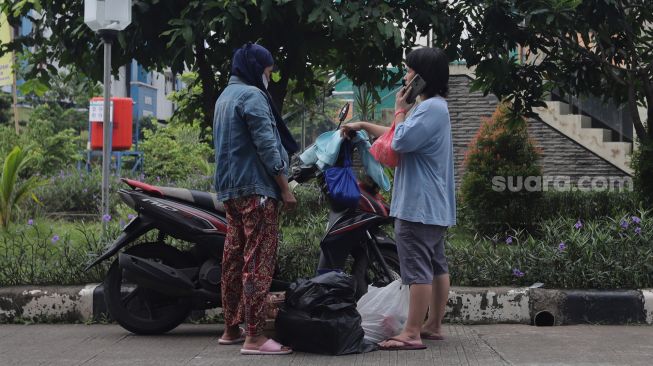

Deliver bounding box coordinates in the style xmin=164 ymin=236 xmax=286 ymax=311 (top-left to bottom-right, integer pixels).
xmin=355 ymin=66 xmax=634 ymax=178
xmin=535 ymin=101 xmax=633 ymax=175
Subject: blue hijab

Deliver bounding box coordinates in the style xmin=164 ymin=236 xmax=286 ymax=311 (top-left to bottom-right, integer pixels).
xmin=231 ymin=43 xmax=299 ymax=155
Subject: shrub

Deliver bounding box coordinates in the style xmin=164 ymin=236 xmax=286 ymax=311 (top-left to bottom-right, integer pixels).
xmin=5 ymin=193 xmax=651 ymax=289
xmin=28 ymin=104 xmax=88 ymax=133
xmin=277 ymin=212 xmax=327 ymax=281
xmin=632 ymin=133 xmax=653 ymax=208
xmin=0 ymin=106 xmax=84 ymax=176
xmin=538 ymin=190 xmax=642 ymax=222
xmin=279 ymin=183 xmax=326 ymax=226
xmin=22 ymin=168 xmax=215 ymax=219
xmin=141 ymin=122 xmax=213 ymax=182
xmin=24 ymin=169 xmax=120 ymax=218
xmin=0 ymin=92 xmax=12 ymax=125
xmin=0 ymin=220 xmax=115 ymax=286
xmin=277 ymin=215 xmax=324 ymax=282
xmin=460 ymin=103 xmax=542 ymax=235
xmin=448 ymin=211 xmax=653 ymax=288
xmin=0 ymin=146 xmax=42 ymax=229
xmin=136 ymin=116 xmax=159 ymax=142
xmin=276 ymin=183 xmax=328 ymax=281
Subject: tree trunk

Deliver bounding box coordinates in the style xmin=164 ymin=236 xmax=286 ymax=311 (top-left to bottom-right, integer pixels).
xmin=269 ymin=43 xmax=305 ymax=116
xmin=643 ymin=81 xmax=653 ymax=140
xmin=628 ymin=85 xmax=648 ymax=143
xmin=195 ymin=38 xmax=219 ymax=132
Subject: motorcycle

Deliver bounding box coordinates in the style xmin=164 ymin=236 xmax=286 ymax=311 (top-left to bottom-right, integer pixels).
xmin=85 ymin=103 xmax=399 ymax=335
xmin=295 ymin=103 xmax=400 ymax=297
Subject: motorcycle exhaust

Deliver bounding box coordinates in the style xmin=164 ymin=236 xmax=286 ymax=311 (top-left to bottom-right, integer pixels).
xmin=119 ymin=253 xmax=197 ymax=297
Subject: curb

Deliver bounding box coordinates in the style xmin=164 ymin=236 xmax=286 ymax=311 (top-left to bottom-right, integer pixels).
xmin=446 ymin=287 xmax=530 ymax=324
xmin=2 ymin=284 xmax=652 ymax=326
xmin=0 ymin=285 xmax=96 ymax=323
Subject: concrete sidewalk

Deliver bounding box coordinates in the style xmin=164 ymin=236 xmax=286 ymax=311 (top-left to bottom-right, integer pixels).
xmin=0 ymin=324 xmax=651 ymax=365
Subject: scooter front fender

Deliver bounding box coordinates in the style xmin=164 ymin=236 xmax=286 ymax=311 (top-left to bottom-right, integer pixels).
xmin=83 ymin=216 xmax=156 ymax=271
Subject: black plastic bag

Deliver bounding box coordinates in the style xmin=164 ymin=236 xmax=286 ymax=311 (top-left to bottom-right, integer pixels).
xmin=275 ymin=272 xmax=377 ymax=355
xmin=285 ymin=271 xmax=356 ymax=310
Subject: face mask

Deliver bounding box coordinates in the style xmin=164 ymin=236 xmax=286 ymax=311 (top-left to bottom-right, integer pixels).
xmin=262 ymin=73 xmax=269 ymax=89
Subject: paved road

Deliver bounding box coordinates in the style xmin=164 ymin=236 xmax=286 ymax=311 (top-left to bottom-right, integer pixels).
xmin=0 ymin=324 xmax=651 ymax=365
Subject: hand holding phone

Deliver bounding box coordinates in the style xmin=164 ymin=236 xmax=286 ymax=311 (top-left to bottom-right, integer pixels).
xmin=404 ymin=74 xmax=427 ymax=104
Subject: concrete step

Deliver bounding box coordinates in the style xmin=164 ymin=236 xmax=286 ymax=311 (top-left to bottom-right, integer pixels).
xmin=538 ymin=101 xmax=633 ymax=175
xmin=546 ymin=101 xmax=571 ymax=115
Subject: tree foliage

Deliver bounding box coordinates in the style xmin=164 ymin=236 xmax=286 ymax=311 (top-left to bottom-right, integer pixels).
xmin=282 ymin=69 xmax=345 ymax=146
xmin=440 ymin=0 xmax=652 ymax=143
xmin=166 ymin=72 xmax=205 ymax=127
xmin=0 ymin=105 xmax=84 ymax=176
xmin=1 ymin=0 xmax=461 ymax=130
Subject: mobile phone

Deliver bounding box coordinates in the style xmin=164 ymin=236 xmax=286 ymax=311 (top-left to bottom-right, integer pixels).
xmin=404 ymin=74 xmax=427 ymax=104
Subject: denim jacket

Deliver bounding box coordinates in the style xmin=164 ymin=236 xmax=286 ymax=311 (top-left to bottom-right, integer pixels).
xmin=213 ymin=76 xmax=289 ymax=201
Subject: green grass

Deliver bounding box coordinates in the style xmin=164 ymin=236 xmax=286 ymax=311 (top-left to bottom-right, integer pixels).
xmin=0 ymin=219 xmax=117 ymax=286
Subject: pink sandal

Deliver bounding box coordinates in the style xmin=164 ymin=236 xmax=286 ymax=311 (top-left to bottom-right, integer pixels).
xmin=240 ymin=339 xmax=293 ymax=355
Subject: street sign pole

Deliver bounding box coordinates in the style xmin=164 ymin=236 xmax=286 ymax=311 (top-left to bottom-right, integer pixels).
xmin=101 ymin=33 xmax=114 ymax=233
xmin=84 ymin=0 xmax=132 ymax=232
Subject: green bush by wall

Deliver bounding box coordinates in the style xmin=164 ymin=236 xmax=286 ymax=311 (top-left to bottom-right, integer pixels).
xmin=460 ymin=103 xmax=543 ymax=235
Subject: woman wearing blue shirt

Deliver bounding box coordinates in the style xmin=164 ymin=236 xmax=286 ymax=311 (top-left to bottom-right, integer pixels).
xmin=342 ymin=47 xmax=456 ymax=350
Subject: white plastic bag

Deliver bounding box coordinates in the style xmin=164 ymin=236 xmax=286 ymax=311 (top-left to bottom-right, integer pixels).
xmin=356 ymin=279 xmax=410 ymax=343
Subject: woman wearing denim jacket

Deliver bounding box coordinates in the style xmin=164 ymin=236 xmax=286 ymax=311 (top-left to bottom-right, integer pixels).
xmin=342 ymin=47 xmax=456 ymax=350
xmin=213 ymin=43 xmax=298 ymax=355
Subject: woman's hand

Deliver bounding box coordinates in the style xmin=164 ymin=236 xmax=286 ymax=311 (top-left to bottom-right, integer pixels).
xmin=340 ymin=122 xmax=364 ymax=139
xmin=280 ymin=189 xmax=297 ymax=211
xmin=395 ymin=85 xmax=414 ymax=112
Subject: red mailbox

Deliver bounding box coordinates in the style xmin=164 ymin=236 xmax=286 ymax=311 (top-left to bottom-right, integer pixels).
xmin=89 ymin=97 xmax=133 ymax=151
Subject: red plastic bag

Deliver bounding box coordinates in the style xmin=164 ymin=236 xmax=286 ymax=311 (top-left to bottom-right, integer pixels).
xmin=369 ymin=121 xmax=399 ymax=167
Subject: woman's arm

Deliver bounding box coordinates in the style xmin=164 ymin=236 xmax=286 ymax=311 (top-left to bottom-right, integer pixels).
xmin=242 ymin=91 xmax=286 ymax=177
xmin=341 ymin=121 xmax=390 ymax=139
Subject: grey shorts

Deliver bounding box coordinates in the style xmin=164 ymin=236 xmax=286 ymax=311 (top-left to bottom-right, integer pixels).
xmin=395 ymin=219 xmax=449 ymax=285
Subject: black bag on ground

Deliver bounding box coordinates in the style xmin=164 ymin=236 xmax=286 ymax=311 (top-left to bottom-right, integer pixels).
xmin=275 ymin=272 xmax=377 ymax=355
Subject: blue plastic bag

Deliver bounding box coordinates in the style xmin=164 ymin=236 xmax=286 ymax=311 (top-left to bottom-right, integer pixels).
xmin=324 ymin=141 xmax=360 ymax=209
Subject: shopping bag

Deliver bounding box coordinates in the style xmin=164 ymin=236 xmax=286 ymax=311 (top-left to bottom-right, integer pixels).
xmin=324 ymin=141 xmax=360 ymax=208
xmin=356 ymin=279 xmax=410 ymax=343
xmin=369 ymin=121 xmax=399 ymax=167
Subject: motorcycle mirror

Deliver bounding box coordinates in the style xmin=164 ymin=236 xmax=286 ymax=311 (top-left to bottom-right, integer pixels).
xmin=336 ymin=103 xmax=350 ymax=130
xmin=338 ymin=103 xmax=350 ymax=123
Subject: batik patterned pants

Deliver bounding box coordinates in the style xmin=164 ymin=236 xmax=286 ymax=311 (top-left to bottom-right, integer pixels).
xmin=221 ymin=195 xmax=279 ymax=337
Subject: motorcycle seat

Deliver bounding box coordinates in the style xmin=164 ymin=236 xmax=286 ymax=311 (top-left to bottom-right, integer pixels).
xmin=158 ymin=187 xmax=226 ymax=214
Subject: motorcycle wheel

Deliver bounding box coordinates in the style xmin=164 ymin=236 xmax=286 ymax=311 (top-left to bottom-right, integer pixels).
xmin=369 ymin=247 xmax=401 ymax=287
xmin=104 ymin=242 xmax=194 ymax=335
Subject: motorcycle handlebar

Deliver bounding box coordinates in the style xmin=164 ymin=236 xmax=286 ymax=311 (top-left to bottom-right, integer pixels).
xmin=289 ymin=164 xmax=318 ymax=184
